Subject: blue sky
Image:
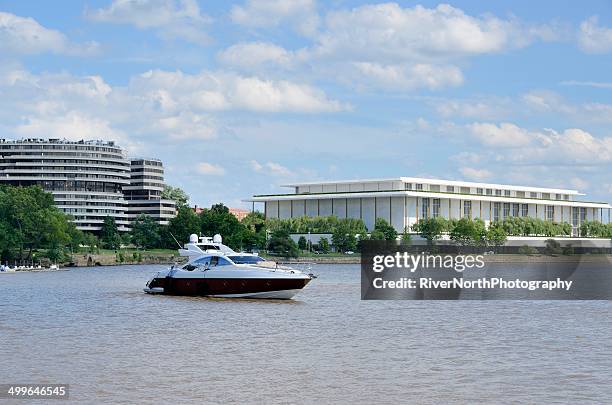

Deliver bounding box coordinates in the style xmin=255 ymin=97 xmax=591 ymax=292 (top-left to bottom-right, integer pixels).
xmin=1 ymin=0 xmax=611 ymax=209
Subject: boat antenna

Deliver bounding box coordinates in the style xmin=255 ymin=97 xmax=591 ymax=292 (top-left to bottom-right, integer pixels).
xmin=169 ymin=232 xmax=182 ymax=249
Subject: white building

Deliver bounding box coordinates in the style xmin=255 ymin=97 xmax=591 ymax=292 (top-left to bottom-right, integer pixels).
xmin=0 ymin=139 xmax=176 ymax=232
xmin=248 ymin=177 xmax=611 ymax=236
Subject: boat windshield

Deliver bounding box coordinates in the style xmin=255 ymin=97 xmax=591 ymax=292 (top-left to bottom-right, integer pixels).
xmin=227 ymin=255 xmax=266 ymax=264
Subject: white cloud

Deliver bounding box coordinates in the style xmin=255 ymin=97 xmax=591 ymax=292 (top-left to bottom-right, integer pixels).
xmin=251 ymin=160 xmax=293 ymax=176
xmin=466 ymin=122 xmax=612 ymax=165
xmin=87 ymin=0 xmax=212 ymax=44
xmin=570 ymin=177 xmax=589 ymax=190
xmin=559 ymin=80 xmax=612 ymax=89
xmin=350 ymin=62 xmax=463 ymax=91
xmin=131 ymin=69 xmax=347 ymax=113
xmin=468 ymin=122 xmax=535 ymax=147
xmin=0 ymin=67 xmax=347 ymax=161
xmin=230 ymin=0 xmax=319 ymax=36
xmin=217 ymin=42 xmax=294 ymax=69
xmin=225 ymin=3 xmax=556 ymax=92
xmin=156 ymin=112 xmax=217 ymax=140
xmin=197 ymin=162 xmax=225 ymax=176
xmin=433 ymin=97 xmax=511 ymax=120
xmin=459 ymin=167 xmax=492 ymax=181
xmin=521 ymin=90 xmax=612 ymax=122
xmin=0 ymin=11 xmax=98 ymax=55
xmin=15 ymin=111 xmax=126 ymax=142
xmin=312 ymin=3 xmax=553 ymax=61
xmin=578 ymin=16 xmax=612 ymax=53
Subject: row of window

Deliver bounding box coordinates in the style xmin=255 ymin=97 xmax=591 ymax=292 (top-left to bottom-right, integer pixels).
xmin=0 ymin=159 xmax=129 ymax=167
xmin=405 ymin=183 xmax=571 ymax=201
xmin=0 ymin=152 xmax=125 ymax=160
xmin=0 ymin=144 xmax=121 ymax=153
xmin=421 ymin=198 xmax=562 ymax=221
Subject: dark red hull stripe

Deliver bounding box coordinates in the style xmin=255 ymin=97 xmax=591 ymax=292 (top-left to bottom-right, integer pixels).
xmin=148 ymin=277 xmax=311 ymax=296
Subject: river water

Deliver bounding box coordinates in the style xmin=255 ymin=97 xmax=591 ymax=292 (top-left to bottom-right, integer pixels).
xmin=1 ymin=264 xmax=611 ymax=404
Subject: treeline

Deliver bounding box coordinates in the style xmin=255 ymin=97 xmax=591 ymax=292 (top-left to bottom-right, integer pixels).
xmin=98 ymin=203 xmax=267 ymax=252
xmin=0 ymin=186 xmax=81 ymax=262
xmin=2 ymin=186 xmax=610 ymax=262
xmin=0 ymin=186 xmax=268 ymax=262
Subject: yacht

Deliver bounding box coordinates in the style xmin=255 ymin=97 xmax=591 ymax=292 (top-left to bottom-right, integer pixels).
xmin=143 ymin=234 xmax=315 ymax=299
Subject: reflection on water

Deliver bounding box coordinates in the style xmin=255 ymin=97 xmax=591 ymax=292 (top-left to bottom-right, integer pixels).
xmin=1 ymin=264 xmax=611 ymax=403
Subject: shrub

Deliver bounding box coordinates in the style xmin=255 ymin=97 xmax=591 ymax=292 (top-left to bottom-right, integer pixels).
xmin=518 ymin=245 xmax=538 ymax=255
xmin=544 ymin=239 xmax=562 ymax=255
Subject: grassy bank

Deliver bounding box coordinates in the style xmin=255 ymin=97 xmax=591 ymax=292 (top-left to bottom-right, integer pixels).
xmin=65 ymin=249 xmax=180 ymax=267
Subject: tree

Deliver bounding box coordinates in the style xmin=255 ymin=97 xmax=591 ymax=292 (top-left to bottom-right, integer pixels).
xmin=100 ymin=216 xmax=121 ymax=250
xmin=0 ymin=185 xmax=79 ymax=262
xmin=412 ymin=218 xmax=446 ymax=245
xmin=163 ymin=205 xmax=200 ymax=247
xmin=297 ymin=236 xmax=307 ymax=251
xmin=161 ymin=185 xmax=189 ymax=208
xmin=267 ymin=229 xmax=298 ymax=258
xmin=242 ymin=211 xmax=266 ymax=233
xmin=241 ymin=211 xmax=267 ymax=250
xmin=450 ymin=218 xmax=486 ymax=248
xmin=131 ymin=214 xmax=161 ymax=249
xmin=82 ymin=232 xmax=100 ymax=254
xmin=318 ymin=237 xmax=330 ymax=253
xmin=332 ymin=222 xmax=357 ymax=252
xmin=369 ymin=229 xmax=386 ymax=240
xmin=544 ymin=238 xmax=562 ymax=255
xmin=373 ymin=218 xmax=397 ymax=240
xmin=199 ymin=203 xmax=250 ymax=251
xmin=486 ymin=224 xmax=507 ymax=252
xmin=401 ymin=227 xmax=412 ymax=244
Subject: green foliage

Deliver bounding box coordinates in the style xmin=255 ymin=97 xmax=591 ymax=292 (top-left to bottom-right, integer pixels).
xmin=161 ymin=185 xmax=189 ymax=208
xmin=163 ymin=205 xmax=200 ymax=247
xmin=412 ymin=217 xmax=447 ymax=244
xmin=374 ymin=218 xmax=397 ymax=240
xmin=401 ymin=227 xmax=412 ymax=244
xmin=266 ymin=215 xmax=367 ymax=234
xmin=131 ymin=214 xmax=161 ymax=249
xmin=200 ymin=204 xmax=251 ymax=251
xmin=318 ymin=237 xmax=330 ymax=253
xmin=450 ymin=218 xmax=486 ymax=247
xmin=100 ymin=216 xmax=121 ymax=250
xmin=331 ymin=222 xmax=357 ymax=252
xmin=485 ymin=223 xmax=508 ymax=250
xmin=297 ymin=236 xmax=307 ymax=250
xmin=82 ymin=232 xmax=100 ymax=254
xmin=0 ymin=185 xmax=82 ymax=262
xmin=242 ymin=211 xmax=266 ymax=233
xmin=266 ymin=229 xmax=298 ymax=258
xmin=580 ymin=221 xmax=612 ymax=238
xmin=500 ymin=217 xmax=571 ymax=237
xmin=369 ymin=229 xmax=386 ymax=240
xmin=518 ymin=245 xmax=539 ymax=255
xmin=544 ymin=239 xmax=562 ymax=255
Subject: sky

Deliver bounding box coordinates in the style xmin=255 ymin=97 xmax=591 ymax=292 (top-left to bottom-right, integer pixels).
xmin=0 ymin=0 xmax=611 ymax=209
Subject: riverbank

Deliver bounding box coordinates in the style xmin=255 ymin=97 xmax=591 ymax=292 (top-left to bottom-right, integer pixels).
xmin=64 ymin=249 xmax=180 ymax=267
xmin=53 ymin=251 xmax=612 ymax=267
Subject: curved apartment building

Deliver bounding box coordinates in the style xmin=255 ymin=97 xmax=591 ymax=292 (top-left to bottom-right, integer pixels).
xmin=0 ymin=138 xmax=131 ymax=231
xmin=0 ymin=139 xmax=176 ymax=232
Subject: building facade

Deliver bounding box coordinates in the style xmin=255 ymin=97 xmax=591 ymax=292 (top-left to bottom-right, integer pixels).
xmin=249 ymin=177 xmax=612 ymax=236
xmin=0 ymin=139 xmax=175 ymax=232
xmin=124 ymin=158 xmax=176 ymax=226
